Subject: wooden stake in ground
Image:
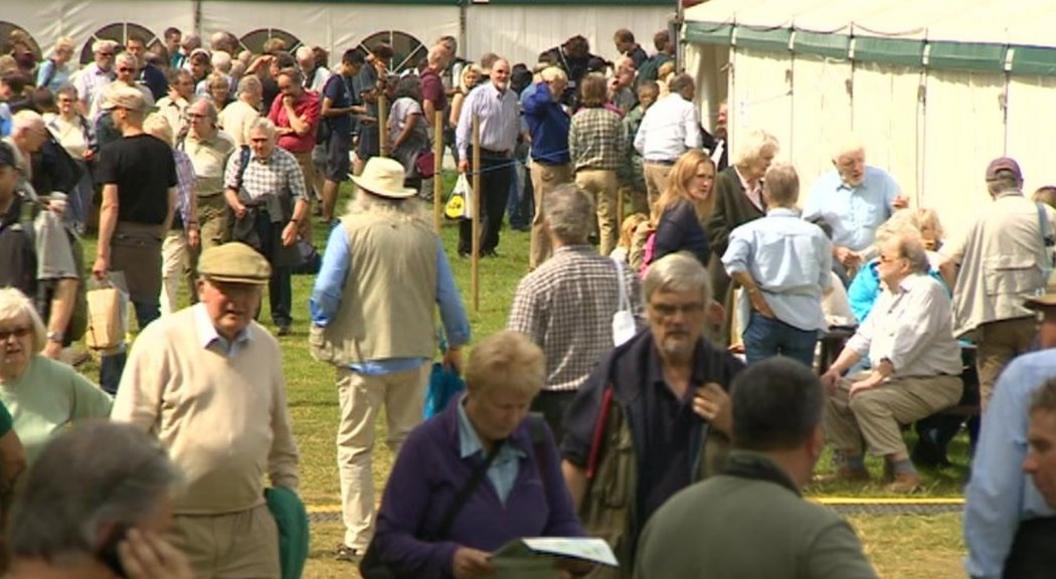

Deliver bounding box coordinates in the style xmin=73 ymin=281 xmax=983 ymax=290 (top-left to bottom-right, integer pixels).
xmin=471 ymin=114 xmax=481 ymax=312
xmin=433 ymin=112 xmax=443 ymax=232
xmin=378 ymin=93 xmax=388 ymax=156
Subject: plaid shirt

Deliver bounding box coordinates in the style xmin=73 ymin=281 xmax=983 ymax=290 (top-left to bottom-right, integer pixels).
xmin=223 ymin=146 xmax=308 ymax=203
xmin=508 ymin=246 xmax=643 ymax=392
xmin=569 ymin=107 xmax=626 ymax=172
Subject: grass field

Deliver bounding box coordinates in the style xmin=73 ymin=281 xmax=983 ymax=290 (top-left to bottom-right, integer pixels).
xmin=77 ymin=178 xmax=969 ymax=578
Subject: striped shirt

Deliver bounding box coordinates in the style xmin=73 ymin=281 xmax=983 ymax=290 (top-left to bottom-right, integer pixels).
xmin=569 ymin=107 xmax=625 ymax=172
xmin=508 ymin=246 xmax=643 ymax=392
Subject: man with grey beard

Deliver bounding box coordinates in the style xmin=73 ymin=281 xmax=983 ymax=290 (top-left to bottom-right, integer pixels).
xmin=560 ymin=253 xmax=745 ymax=574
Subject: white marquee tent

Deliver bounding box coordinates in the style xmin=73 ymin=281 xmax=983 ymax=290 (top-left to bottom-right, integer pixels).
xmin=2 ymin=0 xmax=674 ymax=75
xmin=683 ymin=0 xmax=1056 ymax=240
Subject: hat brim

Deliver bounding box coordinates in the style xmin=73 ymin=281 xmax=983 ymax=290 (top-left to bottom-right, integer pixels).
xmin=351 ymin=174 xmax=418 ymax=199
xmin=1025 ymin=295 xmax=1056 ymax=310
xmin=202 ymin=274 xmax=269 ymax=285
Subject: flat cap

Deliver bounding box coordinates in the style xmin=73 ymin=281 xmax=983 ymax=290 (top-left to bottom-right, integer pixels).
xmin=101 ymin=84 xmax=149 ymax=113
xmin=197 ymin=242 xmax=271 ymax=284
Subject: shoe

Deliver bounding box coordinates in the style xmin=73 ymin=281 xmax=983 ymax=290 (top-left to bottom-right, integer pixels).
xmin=335 ymin=543 xmax=364 ymax=563
xmin=814 ymin=467 xmax=870 ymax=484
xmin=483 ymin=248 xmax=500 ymax=258
xmin=886 ymin=472 xmax=922 ymax=494
xmin=276 ymin=325 xmax=292 ymax=337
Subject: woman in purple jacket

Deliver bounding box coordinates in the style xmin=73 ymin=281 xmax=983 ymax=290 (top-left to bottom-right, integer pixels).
xmin=371 ymin=331 xmax=585 ymax=579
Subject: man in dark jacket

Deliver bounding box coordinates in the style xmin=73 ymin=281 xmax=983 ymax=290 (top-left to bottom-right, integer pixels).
xmin=561 ymin=253 xmax=744 ymax=576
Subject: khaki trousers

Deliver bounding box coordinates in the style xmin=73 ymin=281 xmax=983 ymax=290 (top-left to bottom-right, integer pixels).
xmin=643 ymin=162 xmax=673 ymax=210
xmin=336 ymin=363 xmax=430 ymax=549
xmin=825 ymin=373 xmax=963 ymax=457
xmin=198 ymin=194 xmax=228 ymax=250
xmin=575 ymin=169 xmax=620 ymax=256
xmin=169 ymin=505 xmax=280 ymax=579
xmin=976 ymin=317 xmax=1037 ymax=411
xmin=160 ymin=230 xmax=191 ymax=316
xmin=529 ymin=162 xmax=573 ymax=269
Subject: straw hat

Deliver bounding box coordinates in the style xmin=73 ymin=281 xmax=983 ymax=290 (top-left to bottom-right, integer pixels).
xmin=350 ymin=157 xmax=416 ymax=199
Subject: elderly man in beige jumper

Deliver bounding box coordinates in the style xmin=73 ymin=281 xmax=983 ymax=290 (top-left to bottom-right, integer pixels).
xmin=112 ymin=242 xmax=300 ymax=579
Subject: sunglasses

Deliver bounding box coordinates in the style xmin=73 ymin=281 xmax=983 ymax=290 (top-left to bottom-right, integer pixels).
xmin=117 ymin=67 xmax=136 ymax=73
xmin=0 ymin=326 xmax=31 ymax=341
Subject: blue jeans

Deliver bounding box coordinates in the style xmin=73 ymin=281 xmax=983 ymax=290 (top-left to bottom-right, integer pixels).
xmin=743 ymin=311 xmax=818 ymax=368
xmin=100 ymin=299 xmax=161 ymax=395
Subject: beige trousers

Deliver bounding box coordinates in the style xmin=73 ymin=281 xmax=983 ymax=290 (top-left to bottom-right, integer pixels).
xmin=643 ymin=162 xmax=673 ymax=210
xmin=169 ymin=505 xmax=280 ymax=579
xmin=160 ymin=230 xmax=191 ymax=316
xmin=825 ymin=373 xmax=963 ymax=457
xmin=529 ymin=162 xmax=573 ymax=269
xmin=336 ymin=363 xmax=430 ymax=549
xmin=976 ymin=317 xmax=1037 ymax=411
xmin=575 ymin=169 xmax=620 ymax=256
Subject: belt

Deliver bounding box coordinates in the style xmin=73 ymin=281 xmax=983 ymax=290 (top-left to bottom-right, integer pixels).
xmin=645 ymin=158 xmax=677 ymax=166
xmin=480 ymin=147 xmax=511 ymax=157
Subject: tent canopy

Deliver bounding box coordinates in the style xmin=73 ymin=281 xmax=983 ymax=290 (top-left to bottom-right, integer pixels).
xmin=685 ymin=0 xmax=1056 ymax=74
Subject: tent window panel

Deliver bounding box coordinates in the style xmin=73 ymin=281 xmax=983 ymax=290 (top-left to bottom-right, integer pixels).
xmin=1005 ymin=76 xmax=1056 ymax=192
xmin=80 ymin=23 xmax=161 ymax=66
xmin=852 ymin=37 xmax=923 ymax=67
xmin=729 ymin=48 xmax=792 ymax=158
xmin=790 ymin=55 xmax=852 ymax=189
xmin=850 ymin=62 xmax=924 ymax=205
xmin=927 ymin=42 xmax=1006 ymax=73
xmin=921 ymin=70 xmax=1007 ymax=243
xmin=1010 ymin=46 xmax=1056 ymax=76
xmin=793 ymin=31 xmax=849 ymax=60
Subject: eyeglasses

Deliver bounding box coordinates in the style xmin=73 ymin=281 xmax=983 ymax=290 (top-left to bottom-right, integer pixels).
xmin=117 ymin=67 xmax=136 ymax=73
xmin=187 ymin=113 xmax=206 ymax=119
xmin=0 ymin=326 xmax=31 ymax=341
xmin=650 ymin=301 xmax=706 ymax=318
xmin=98 ymin=52 xmax=115 ymax=57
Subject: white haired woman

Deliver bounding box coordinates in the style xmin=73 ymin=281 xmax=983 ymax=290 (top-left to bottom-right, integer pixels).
xmin=705 ymin=129 xmax=778 ymax=344
xmin=370 ymin=331 xmax=585 ymax=578
xmin=0 ymin=288 xmax=110 ymax=466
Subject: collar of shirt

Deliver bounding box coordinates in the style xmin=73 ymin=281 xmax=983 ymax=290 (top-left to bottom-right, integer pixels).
xmin=253 ymin=150 xmax=276 ymax=164
xmin=456 ymin=395 xmax=527 ymax=461
xmin=647 ymin=336 xmax=709 ymax=398
xmin=193 ymin=302 xmax=252 ymax=355
xmin=995 ymin=189 xmax=1024 ymax=200
xmin=894 ymin=272 xmax=932 ymax=295
xmin=551 ymin=244 xmax=596 ymax=258
xmin=484 ymin=82 xmax=509 ymax=101
xmin=766 ymin=207 xmax=799 ymax=218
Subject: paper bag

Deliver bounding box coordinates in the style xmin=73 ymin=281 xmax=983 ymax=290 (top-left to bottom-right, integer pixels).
xmin=85 ymin=285 xmax=128 ymax=350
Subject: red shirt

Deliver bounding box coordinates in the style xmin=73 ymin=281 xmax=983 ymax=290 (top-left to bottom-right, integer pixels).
xmin=420 ymin=69 xmax=447 ymax=113
xmin=268 ymin=90 xmax=320 ymax=153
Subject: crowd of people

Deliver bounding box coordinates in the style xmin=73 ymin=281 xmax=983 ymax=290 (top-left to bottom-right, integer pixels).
xmin=0 ymin=20 xmax=1054 ymax=579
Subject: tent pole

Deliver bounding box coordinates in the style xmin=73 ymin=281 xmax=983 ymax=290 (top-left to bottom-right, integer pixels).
xmin=193 ymin=0 xmax=202 ymax=37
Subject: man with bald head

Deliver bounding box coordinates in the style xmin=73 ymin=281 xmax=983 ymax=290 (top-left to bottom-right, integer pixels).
xmin=455 ymin=57 xmax=519 ymax=258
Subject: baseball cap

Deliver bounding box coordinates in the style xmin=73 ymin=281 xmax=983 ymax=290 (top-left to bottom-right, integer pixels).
xmin=101 ymin=84 xmax=148 ymax=113
xmin=985 ymin=157 xmax=1023 ymax=183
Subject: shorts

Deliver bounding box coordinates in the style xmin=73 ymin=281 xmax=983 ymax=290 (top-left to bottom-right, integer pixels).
xmin=325 ymin=133 xmax=352 ymax=182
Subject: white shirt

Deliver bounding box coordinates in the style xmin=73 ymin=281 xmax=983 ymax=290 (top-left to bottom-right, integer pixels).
xmin=455 ymin=82 xmax=520 ymax=160
xmin=634 ymin=93 xmax=701 ymax=162
xmin=846 ymin=273 xmax=962 ymax=377
xmin=73 ymin=63 xmax=114 ymax=112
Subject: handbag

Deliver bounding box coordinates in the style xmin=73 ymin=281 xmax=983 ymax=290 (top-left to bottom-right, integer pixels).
xmin=85 ymin=283 xmax=128 ymax=350
xmin=359 ymin=440 xmax=503 ymax=579
xmin=414 ymin=150 xmax=436 ymax=179
xmin=611 ymin=259 xmax=637 ymax=346
xmin=423 ymin=362 xmax=466 ymax=420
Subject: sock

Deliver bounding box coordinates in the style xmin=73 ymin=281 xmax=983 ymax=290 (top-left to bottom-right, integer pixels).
xmin=843 ymin=454 xmax=866 ymax=471
xmin=891 ymin=458 xmax=918 ymax=476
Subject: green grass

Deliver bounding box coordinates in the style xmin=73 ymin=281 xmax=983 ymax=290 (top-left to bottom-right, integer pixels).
xmin=75 ymin=173 xmax=969 ymax=577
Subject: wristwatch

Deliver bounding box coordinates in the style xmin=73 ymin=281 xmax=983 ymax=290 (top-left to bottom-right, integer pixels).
xmin=46 ymin=330 xmax=64 ymax=343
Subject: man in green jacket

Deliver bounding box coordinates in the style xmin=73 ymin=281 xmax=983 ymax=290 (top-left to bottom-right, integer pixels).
xmin=634 ymin=357 xmax=878 ymax=579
